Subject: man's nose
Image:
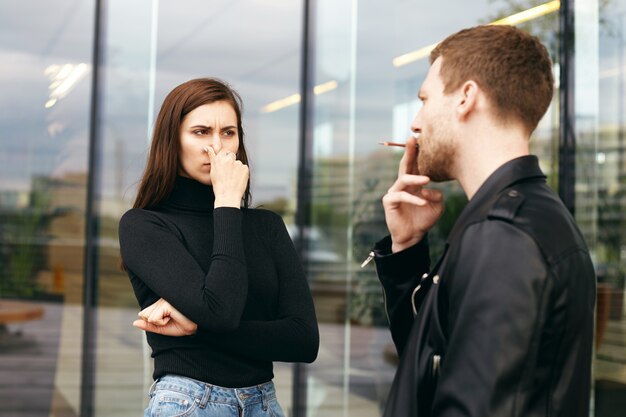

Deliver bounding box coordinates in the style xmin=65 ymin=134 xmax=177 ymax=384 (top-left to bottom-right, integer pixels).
xmin=410 ymin=124 xmax=421 ymax=138
xmin=410 ymin=113 xmax=422 ymax=136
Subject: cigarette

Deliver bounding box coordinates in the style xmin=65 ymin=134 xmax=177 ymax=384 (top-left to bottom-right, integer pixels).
xmin=378 ymin=141 xmax=419 ymax=148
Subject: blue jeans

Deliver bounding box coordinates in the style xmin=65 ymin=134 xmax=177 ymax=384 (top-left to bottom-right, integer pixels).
xmin=144 ymin=375 xmax=286 ymax=417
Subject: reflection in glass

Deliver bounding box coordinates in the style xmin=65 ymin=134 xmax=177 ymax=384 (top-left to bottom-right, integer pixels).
xmin=594 ymin=0 xmax=626 ymax=414
xmin=3 ymin=0 xmax=626 ymax=414
xmin=306 ymin=1 xmax=561 ymax=415
xmin=0 ymin=0 xmax=95 ymax=415
xmin=93 ymin=0 xmax=304 ymax=415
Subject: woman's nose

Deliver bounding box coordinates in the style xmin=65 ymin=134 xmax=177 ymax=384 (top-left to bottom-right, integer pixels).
xmin=208 ymin=134 xmax=222 ymax=152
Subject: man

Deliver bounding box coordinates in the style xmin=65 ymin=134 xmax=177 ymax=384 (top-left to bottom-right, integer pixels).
xmin=373 ymin=25 xmax=595 ymax=416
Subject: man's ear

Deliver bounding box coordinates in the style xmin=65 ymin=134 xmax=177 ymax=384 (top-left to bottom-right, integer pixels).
xmin=456 ymin=80 xmax=479 ymax=120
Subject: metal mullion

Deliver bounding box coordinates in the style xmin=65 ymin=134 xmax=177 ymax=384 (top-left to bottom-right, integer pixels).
xmin=293 ymin=0 xmax=315 ymax=416
xmin=558 ymin=0 xmax=576 ymax=213
xmin=80 ymin=0 xmax=105 ymax=415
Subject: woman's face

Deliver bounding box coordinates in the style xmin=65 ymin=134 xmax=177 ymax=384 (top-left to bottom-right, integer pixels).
xmin=178 ymin=101 xmax=240 ymax=185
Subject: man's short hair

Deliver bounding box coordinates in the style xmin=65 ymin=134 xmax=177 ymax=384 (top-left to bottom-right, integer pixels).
xmin=430 ymin=25 xmax=554 ymax=134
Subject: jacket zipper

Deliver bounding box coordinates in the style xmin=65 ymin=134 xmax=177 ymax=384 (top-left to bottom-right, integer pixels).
xmin=432 ymin=354 xmax=441 ymax=378
xmin=360 ymin=250 xmax=375 ymax=268
xmin=411 ymin=282 xmax=423 ymax=316
xmin=381 ymin=285 xmax=391 ymax=324
xmin=359 ymin=250 xmax=391 ymax=322
xmin=411 ymin=273 xmax=430 ymax=316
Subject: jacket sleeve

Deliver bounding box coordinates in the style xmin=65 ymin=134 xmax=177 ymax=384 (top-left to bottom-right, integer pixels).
xmin=373 ymin=235 xmax=430 ymax=356
xmin=119 ymin=207 xmax=248 ymax=333
xmin=432 ymin=221 xmax=550 ymax=417
xmin=193 ymin=212 xmax=320 ymax=363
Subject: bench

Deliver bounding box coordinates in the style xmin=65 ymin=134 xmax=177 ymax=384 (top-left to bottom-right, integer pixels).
xmin=0 ymin=300 xmax=44 ymax=329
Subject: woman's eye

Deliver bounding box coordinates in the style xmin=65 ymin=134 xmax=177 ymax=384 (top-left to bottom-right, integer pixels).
xmin=193 ymin=129 xmax=208 ymax=135
xmin=223 ymin=130 xmax=236 ymax=137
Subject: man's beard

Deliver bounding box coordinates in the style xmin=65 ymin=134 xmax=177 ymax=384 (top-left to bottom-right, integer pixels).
xmin=417 ymin=125 xmax=456 ymax=182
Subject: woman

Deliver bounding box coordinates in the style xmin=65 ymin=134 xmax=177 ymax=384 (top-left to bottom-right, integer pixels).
xmin=118 ymin=78 xmax=319 ymax=417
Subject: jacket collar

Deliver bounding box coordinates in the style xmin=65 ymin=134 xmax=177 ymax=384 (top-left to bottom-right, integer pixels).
xmin=447 ymin=155 xmax=546 ymax=243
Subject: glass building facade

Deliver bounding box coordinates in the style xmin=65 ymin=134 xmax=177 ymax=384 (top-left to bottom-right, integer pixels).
xmin=0 ymin=0 xmax=624 ymax=416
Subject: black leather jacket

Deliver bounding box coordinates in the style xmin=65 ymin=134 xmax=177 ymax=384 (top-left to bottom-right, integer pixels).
xmin=374 ymin=156 xmax=595 ymax=417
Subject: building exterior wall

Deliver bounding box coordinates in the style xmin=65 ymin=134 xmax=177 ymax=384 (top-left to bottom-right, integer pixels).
xmin=0 ymin=1 xmax=624 ymax=416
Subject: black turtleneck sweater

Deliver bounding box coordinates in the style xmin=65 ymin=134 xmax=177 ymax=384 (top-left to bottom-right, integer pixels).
xmin=118 ymin=176 xmax=319 ymax=387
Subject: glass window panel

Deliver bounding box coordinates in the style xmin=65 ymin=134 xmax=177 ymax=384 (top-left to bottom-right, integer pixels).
xmin=94 ymin=0 xmax=304 ymax=415
xmin=307 ymin=1 xmax=560 ymax=415
xmin=0 ymin=0 xmax=95 ymax=415
xmin=94 ymin=1 xmax=156 ymax=413
xmin=6 ymin=0 xmax=626 ymax=414
xmin=594 ymin=0 xmax=626 ymax=414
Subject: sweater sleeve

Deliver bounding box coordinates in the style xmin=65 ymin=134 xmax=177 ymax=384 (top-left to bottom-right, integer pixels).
xmin=193 ymin=211 xmax=320 ymax=363
xmin=119 ymin=207 xmax=247 ymax=332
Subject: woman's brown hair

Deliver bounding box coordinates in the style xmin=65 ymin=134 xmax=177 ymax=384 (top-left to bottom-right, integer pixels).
xmin=133 ymin=77 xmax=251 ymax=209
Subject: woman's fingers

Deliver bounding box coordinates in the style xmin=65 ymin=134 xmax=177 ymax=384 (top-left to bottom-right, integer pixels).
xmin=210 ymin=149 xmax=249 ymax=207
xmin=148 ymin=310 xmax=170 ymax=326
xmin=138 ymin=303 xmax=155 ymax=322
xmin=133 ymin=319 xmax=177 ymax=335
xmin=133 ymin=310 xmax=197 ymax=336
xmin=134 ymin=298 xmax=198 ymax=336
xmin=133 ymin=319 xmax=158 ymax=333
xmin=137 ymin=298 xmax=171 ymax=326
xmin=206 ymin=146 xmax=216 ymax=162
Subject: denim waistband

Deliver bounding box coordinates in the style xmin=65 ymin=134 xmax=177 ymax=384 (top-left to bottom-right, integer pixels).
xmin=149 ymin=375 xmax=276 ymax=409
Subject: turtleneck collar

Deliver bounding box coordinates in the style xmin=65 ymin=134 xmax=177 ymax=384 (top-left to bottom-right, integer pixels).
xmin=162 ymin=176 xmax=216 ymax=212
